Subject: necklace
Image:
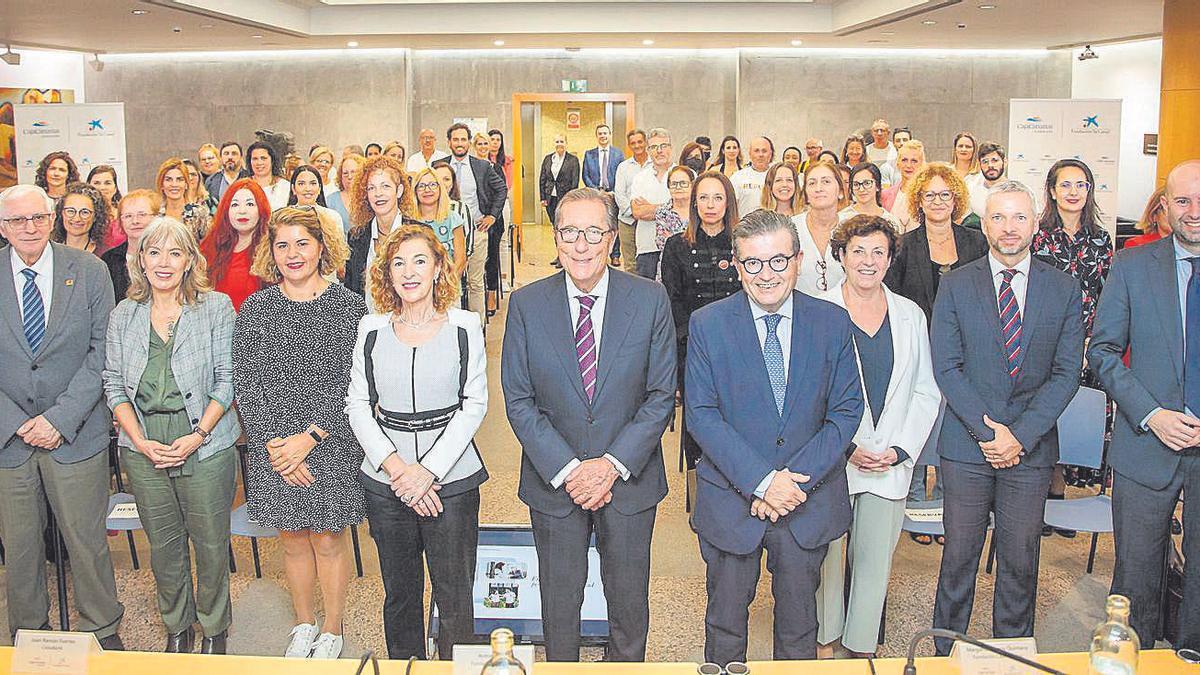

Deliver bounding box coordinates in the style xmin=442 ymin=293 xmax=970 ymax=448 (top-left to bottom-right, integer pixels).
xmin=154 ymin=306 xmax=182 ymax=339
xmin=393 ymin=309 xmax=436 ymax=329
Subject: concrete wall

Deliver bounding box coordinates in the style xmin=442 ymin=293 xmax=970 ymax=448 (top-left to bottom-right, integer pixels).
xmin=737 ymin=50 xmax=1074 ymax=164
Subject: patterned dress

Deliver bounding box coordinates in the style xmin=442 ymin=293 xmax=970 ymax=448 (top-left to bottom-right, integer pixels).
xmin=1031 ymin=224 xmax=1112 ymax=338
xmin=233 ymin=283 xmax=368 ymax=532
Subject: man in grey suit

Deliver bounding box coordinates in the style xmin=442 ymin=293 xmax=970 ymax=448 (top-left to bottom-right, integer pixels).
xmin=930 ymin=180 xmax=1083 ymax=655
xmin=1089 ymin=160 xmax=1200 ymax=648
xmin=502 ymin=187 xmax=675 ymax=661
xmin=0 ymin=185 xmax=124 ymax=648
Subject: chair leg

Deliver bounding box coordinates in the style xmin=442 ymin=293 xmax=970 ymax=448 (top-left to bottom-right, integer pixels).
xmin=49 ymin=509 xmax=69 ymax=630
xmin=229 ymin=542 xmax=237 ymax=574
xmin=251 ymin=537 xmax=263 ymax=579
xmin=1087 ymin=532 xmax=1099 ymax=574
xmin=351 ymin=525 xmax=364 ymax=578
xmin=985 ymin=533 xmax=997 ymax=575
xmin=126 ymin=530 xmax=140 ymax=570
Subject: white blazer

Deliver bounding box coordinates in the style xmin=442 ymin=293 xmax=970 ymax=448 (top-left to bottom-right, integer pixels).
xmin=821 ymin=282 xmax=942 ymax=499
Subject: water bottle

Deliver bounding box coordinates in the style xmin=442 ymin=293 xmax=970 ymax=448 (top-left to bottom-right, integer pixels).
xmin=479 ymin=628 xmax=527 ymax=675
xmin=1089 ymin=594 xmax=1139 ymax=675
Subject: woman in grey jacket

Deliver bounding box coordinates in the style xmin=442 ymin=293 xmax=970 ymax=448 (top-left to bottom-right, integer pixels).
xmin=102 ymin=216 xmax=239 ymax=655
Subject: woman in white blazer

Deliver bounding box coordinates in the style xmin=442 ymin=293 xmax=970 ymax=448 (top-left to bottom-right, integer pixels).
xmin=815 ymin=215 xmax=942 ymax=657
xmin=344 ymin=224 xmax=487 ymax=661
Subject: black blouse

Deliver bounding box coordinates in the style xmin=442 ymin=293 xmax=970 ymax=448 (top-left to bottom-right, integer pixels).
xmin=884 ymin=224 xmax=989 ymax=324
xmin=660 ymin=227 xmax=741 ymax=342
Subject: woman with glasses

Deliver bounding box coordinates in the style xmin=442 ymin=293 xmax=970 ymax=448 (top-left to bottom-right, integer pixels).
xmin=761 ymin=162 xmax=801 ymax=217
xmin=660 ymin=170 xmax=740 ymax=467
xmin=181 ymin=159 xmax=214 ymax=217
xmin=792 ymin=161 xmax=850 ymax=297
xmin=883 ymin=163 xmax=987 ymax=535
xmin=841 ymin=162 xmax=902 ymax=230
xmin=51 ymin=182 xmax=110 ymax=255
xmin=1033 ymin=158 xmax=1112 ymax=508
xmin=654 ymin=165 xmax=697 ymax=255
xmin=102 ymin=189 xmax=163 ymax=300
xmin=412 ymin=167 xmax=467 ymax=275
xmin=431 ymin=161 xmax=484 ymax=319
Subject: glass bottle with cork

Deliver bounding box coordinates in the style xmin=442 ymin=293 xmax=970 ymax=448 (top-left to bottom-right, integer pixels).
xmin=480 ymin=628 xmax=527 ymax=674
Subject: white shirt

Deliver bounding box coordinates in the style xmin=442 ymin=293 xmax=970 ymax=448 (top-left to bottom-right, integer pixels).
xmin=792 ymin=210 xmax=850 ymax=297
xmin=748 ymin=293 xmax=794 ymax=497
xmin=987 ymin=251 xmax=1031 ymax=316
xmin=597 ymin=146 xmax=613 ymax=190
xmin=364 ymin=212 xmax=405 ymax=313
xmin=614 ymin=155 xmax=652 ymax=224
xmin=966 ymin=172 xmax=992 ymax=219
xmin=731 ymin=166 xmax=769 ymax=218
xmin=549 ymin=268 xmax=631 ymax=488
xmin=11 ymin=245 xmax=53 ymax=325
xmin=406 ymin=149 xmax=450 ymax=174
xmin=263 ymin=179 xmax=290 ymax=212
xmin=867 ymin=142 xmax=898 ymax=167
xmin=630 ymin=165 xmax=671 ymax=255
xmin=550 ymin=152 xmax=566 ymax=197
xmin=879 ymin=162 xmax=900 ymax=188
xmin=890 ymin=185 xmax=917 ymax=233
xmin=450 ymin=156 xmax=480 ymax=223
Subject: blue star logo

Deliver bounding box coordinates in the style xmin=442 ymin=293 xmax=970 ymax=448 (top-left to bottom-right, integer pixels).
xmin=1083 ymin=115 xmax=1100 ymax=128
xmin=88 ymin=119 xmax=103 ymax=130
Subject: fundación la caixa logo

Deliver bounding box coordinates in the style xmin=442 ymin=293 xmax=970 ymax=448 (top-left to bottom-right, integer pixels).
xmin=1072 ymin=114 xmax=1112 ymax=135
xmin=1016 ymin=115 xmax=1054 ymax=134
xmin=80 ymin=118 xmax=113 ymax=137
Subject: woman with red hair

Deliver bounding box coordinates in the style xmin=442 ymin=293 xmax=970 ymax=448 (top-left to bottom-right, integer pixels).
xmin=201 ymin=178 xmax=271 ymax=311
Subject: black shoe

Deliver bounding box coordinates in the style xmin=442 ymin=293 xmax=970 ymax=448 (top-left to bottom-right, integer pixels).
xmin=1055 ymin=528 xmax=1078 ymax=538
xmin=99 ymin=634 xmax=125 ymax=651
xmin=1041 ymin=524 xmax=1054 ymax=537
xmin=165 ymin=626 xmax=194 ymax=653
xmin=201 ymin=631 xmax=227 ymax=655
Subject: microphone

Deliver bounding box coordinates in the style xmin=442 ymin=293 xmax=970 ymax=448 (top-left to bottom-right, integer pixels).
xmin=903 ymin=628 xmax=1065 ymax=675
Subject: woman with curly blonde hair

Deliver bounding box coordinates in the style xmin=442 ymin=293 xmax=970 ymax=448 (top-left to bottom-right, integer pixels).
xmin=346 ymin=224 xmax=486 ymax=659
xmin=345 ymin=156 xmax=417 ymax=305
xmin=233 ymin=206 xmax=366 ymax=659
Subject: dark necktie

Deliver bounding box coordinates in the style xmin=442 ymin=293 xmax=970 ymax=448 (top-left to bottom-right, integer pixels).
xmin=1185 ymin=258 xmax=1200 ymax=414
xmin=575 ymin=295 xmax=598 ymax=402
xmin=998 ymin=268 xmax=1023 ymax=378
xmin=21 ymin=268 xmax=45 ymax=353
xmin=600 ymin=149 xmax=609 ymax=190
xmin=763 ymin=314 xmax=786 ymax=415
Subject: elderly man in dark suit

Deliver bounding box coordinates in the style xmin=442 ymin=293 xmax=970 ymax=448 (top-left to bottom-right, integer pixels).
xmin=502 ymin=187 xmax=675 ymax=662
xmin=930 ymin=180 xmax=1083 ymax=655
xmin=1089 ymin=159 xmax=1200 ymax=648
xmin=0 ymin=184 xmax=124 ymax=648
xmin=685 ymin=209 xmax=863 ymax=664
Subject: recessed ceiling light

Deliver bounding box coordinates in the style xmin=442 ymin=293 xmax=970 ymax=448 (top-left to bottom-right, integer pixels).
xmin=131 ymin=8 xmax=149 ymax=15
xmin=642 ymin=39 xmax=655 ymax=46
xmin=251 ymin=34 xmax=263 ymax=39
xmin=922 ymin=19 xmax=937 ymax=25
xmin=978 ymin=3 xmax=997 ymax=8
xmin=347 ymin=40 xmax=359 ymax=47
xmin=493 ymin=39 xmax=505 ymax=46
xmin=881 ymin=31 xmax=895 ymax=36
xmin=790 ymin=39 xmax=803 ymax=47
xmin=199 ymin=24 xmax=214 ymax=29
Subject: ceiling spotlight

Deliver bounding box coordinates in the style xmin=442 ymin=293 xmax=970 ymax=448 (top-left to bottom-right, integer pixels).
xmin=251 ymin=34 xmax=263 ymax=39
xmin=565 ymin=47 xmax=581 ymax=52
xmin=131 ymin=8 xmax=149 ymax=15
xmin=493 ymin=39 xmax=505 ymax=46
xmin=346 ymin=40 xmax=359 ymax=48
xmin=922 ymin=19 xmax=937 ymax=25
xmin=200 ymin=23 xmax=214 ymax=29
xmin=790 ymin=39 xmax=803 ymax=47
xmin=978 ymin=3 xmax=997 ymax=8
xmin=1078 ymin=44 xmax=1098 ymax=61
xmin=1 ymin=46 xmax=20 ymax=66
xmin=642 ymin=39 xmax=655 ymax=46
xmin=881 ymin=31 xmax=896 ymax=36
xmin=89 ymin=53 xmax=104 ymax=72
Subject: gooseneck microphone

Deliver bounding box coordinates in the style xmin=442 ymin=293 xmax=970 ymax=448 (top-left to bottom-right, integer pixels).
xmin=903 ymin=628 xmax=1066 ymax=675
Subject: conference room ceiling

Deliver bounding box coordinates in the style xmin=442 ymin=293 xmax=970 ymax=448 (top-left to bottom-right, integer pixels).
xmin=0 ymin=0 xmax=1163 ymax=54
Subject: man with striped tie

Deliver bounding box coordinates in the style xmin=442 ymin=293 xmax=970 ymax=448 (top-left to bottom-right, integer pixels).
xmin=930 ymin=180 xmax=1083 ymax=655
xmin=502 ymin=187 xmax=675 ymax=662
xmin=0 ymin=184 xmax=124 ymax=649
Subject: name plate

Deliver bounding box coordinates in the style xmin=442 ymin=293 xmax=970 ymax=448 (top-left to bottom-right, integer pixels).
xmin=453 ymin=644 xmax=535 ymax=675
xmin=108 ymin=502 xmax=139 ymax=519
xmin=11 ymin=630 xmax=101 ymax=674
xmin=952 ymin=637 xmax=1041 ymax=674
xmin=905 ymin=507 xmax=943 ymax=522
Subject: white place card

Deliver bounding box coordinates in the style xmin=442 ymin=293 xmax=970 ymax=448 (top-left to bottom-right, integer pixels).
xmin=11 ymin=629 xmax=101 ymax=674
xmin=951 ymin=636 xmax=1041 ymax=674
xmin=453 ymin=643 xmax=535 ymax=675
xmin=107 ymin=502 xmax=139 ymax=519
xmin=905 ymin=507 xmax=943 ymax=522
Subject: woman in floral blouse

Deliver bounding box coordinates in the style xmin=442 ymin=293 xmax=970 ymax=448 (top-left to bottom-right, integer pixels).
xmin=1033 ymin=158 xmax=1112 ymax=515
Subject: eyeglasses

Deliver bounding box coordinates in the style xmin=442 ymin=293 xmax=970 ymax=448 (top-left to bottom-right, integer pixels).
xmin=556 ymin=226 xmax=612 ymax=244
xmin=121 ymin=212 xmax=154 ymax=223
xmin=647 ymin=143 xmax=671 ymax=153
xmin=1 ymin=213 xmax=52 ymax=228
xmin=738 ymin=252 xmax=798 ymax=275
xmin=816 ymin=259 xmax=828 ymax=291
xmin=668 ymin=181 xmax=691 ymax=190
xmin=1057 ymin=180 xmax=1091 ymax=193
xmin=62 ymin=207 xmax=94 ymax=220
xmin=415 ymin=182 xmax=440 ymax=192
xmin=851 ymin=179 xmax=877 ymax=191
xmin=921 ymin=191 xmax=954 ymax=203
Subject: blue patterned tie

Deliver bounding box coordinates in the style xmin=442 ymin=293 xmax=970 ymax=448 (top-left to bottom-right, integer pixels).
xmin=1185 ymin=258 xmax=1200 ymax=415
xmin=998 ymin=268 xmax=1023 ymax=378
xmin=21 ymin=268 xmax=45 ymax=353
xmin=763 ymin=314 xmax=786 ymax=415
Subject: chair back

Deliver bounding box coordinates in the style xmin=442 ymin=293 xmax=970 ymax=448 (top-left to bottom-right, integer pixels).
xmin=1056 ymin=386 xmax=1107 ymax=469
xmin=917 ymin=402 xmax=946 ymax=468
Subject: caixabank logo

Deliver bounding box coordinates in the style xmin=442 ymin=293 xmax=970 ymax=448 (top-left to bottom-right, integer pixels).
xmin=1016 ymin=115 xmax=1055 ymax=134
xmin=78 ymin=118 xmax=114 ymax=138
xmin=1071 ymin=114 xmax=1112 ymax=135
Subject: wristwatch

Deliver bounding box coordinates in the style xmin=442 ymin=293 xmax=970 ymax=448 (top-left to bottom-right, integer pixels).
xmin=193 ymin=426 xmax=211 ymax=444
xmin=308 ymin=429 xmax=323 ymax=445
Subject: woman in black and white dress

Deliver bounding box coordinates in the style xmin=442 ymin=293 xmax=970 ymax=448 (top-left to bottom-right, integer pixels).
xmin=233 ymin=206 xmax=366 ymax=660
xmin=345 ymin=224 xmax=487 ymax=660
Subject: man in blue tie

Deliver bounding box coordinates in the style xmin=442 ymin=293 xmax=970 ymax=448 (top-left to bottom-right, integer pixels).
xmin=0 ymin=185 xmax=124 ymax=648
xmin=930 ymin=180 xmax=1083 ymax=654
xmin=1089 ymin=159 xmax=1200 ymax=648
xmin=685 ymin=209 xmax=863 ymax=664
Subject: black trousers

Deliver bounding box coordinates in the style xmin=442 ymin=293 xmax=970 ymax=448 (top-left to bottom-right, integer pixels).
xmin=362 ymin=477 xmax=480 ymax=660
xmin=530 ymin=504 xmax=656 ymax=662
xmin=485 ymin=218 xmax=504 ymax=291
xmin=699 ymin=526 xmax=826 ymax=664
xmin=932 ymin=458 xmax=1052 ymax=655
xmin=1111 ymin=457 xmax=1200 ymax=648
xmin=545 ymin=196 xmax=560 ymax=226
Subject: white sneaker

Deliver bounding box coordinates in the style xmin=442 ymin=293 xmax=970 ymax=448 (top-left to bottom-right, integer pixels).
xmin=284 ymin=623 xmax=320 ymax=658
xmin=309 ymin=632 xmax=344 ymax=659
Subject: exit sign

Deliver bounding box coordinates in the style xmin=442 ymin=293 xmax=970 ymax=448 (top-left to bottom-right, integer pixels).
xmin=561 ymin=79 xmax=588 ymax=93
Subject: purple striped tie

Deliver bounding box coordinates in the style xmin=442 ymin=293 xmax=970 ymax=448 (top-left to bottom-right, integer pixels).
xmin=575 ymin=295 xmax=598 ymax=401
xmin=998 ymin=269 xmax=1023 ymax=379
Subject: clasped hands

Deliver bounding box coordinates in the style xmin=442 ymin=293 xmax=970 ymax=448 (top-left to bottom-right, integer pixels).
xmin=980 ymin=415 xmax=1023 ymax=468
xmin=750 ymin=469 xmax=810 ymax=523
xmin=267 ymin=432 xmax=318 ymax=487
xmin=136 ymin=432 xmax=204 ymax=470
xmin=1148 ymin=409 xmax=1200 ymax=452
xmin=849 ymin=446 xmax=898 ymax=473
xmin=565 ymin=458 xmax=618 ymax=511
xmin=382 ymin=454 xmax=444 ymax=517
xmin=17 ymin=415 xmax=62 ymax=450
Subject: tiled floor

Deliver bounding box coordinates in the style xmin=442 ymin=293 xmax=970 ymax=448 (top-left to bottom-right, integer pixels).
xmin=0 ymin=222 xmax=1123 ymax=661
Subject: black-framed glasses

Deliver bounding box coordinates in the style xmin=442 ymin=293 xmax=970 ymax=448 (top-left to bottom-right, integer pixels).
xmin=738 ymin=252 xmax=798 ymax=275
xmin=668 ymin=181 xmax=691 ymax=190
xmin=62 ymin=207 xmax=95 ymax=220
xmin=414 ymin=181 xmax=440 ymax=192
xmin=2 ymin=213 xmax=53 ymax=228
xmin=556 ymin=226 xmax=612 ymax=244
xmin=851 ymin=179 xmax=877 ymax=191
xmin=816 ymin=259 xmax=828 ymax=291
